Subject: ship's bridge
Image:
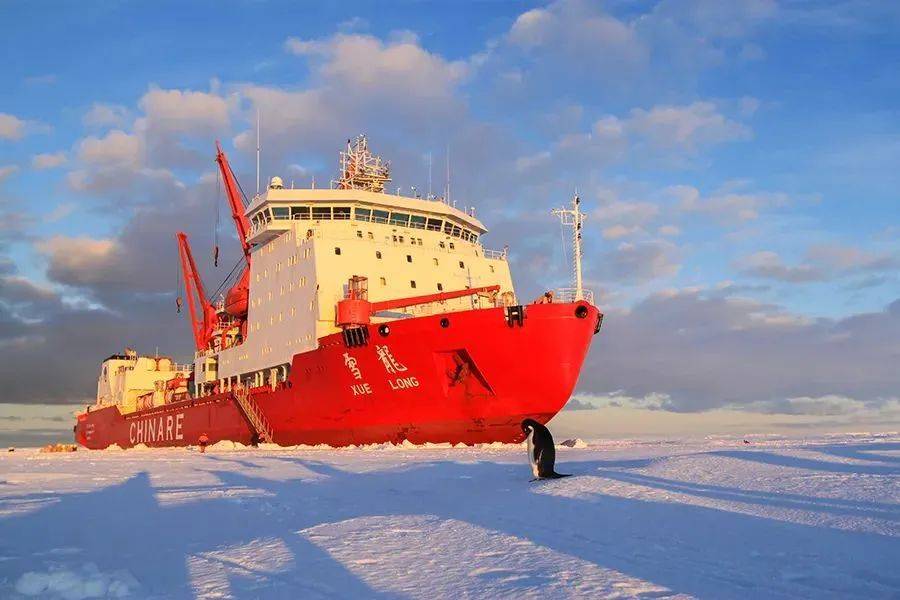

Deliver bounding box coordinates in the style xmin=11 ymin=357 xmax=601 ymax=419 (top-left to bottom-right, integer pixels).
xmin=245 ymin=188 xmax=487 ymax=248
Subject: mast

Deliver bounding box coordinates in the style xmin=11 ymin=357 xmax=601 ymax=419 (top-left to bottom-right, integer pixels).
xmin=552 ymin=193 xmax=586 ymax=301
xmin=255 ymin=110 xmax=261 ymax=196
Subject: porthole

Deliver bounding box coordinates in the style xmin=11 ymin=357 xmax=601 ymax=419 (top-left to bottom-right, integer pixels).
xmin=378 ymin=324 xmax=391 ymax=337
xmin=440 ymin=318 xmax=450 ymax=328
xmin=575 ymin=305 xmax=589 ymax=319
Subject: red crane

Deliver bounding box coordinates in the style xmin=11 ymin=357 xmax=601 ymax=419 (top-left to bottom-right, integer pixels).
xmin=336 ymin=276 xmax=500 ymax=328
xmin=176 ymin=231 xmax=218 ymax=351
xmin=215 ymin=141 xmax=251 ymax=264
xmin=214 ymin=142 xmax=251 ymax=318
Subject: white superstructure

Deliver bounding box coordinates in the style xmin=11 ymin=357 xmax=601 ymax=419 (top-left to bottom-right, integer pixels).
xmin=194 ymin=137 xmax=515 ymax=393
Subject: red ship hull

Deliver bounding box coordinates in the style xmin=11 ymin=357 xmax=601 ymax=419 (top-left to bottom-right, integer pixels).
xmin=75 ymin=301 xmax=601 ymax=449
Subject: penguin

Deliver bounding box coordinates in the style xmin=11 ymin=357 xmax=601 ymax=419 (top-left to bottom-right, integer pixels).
xmin=522 ymin=419 xmax=571 ymax=480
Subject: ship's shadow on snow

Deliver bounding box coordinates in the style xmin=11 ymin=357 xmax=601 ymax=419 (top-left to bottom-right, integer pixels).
xmin=0 ymin=444 xmax=898 ymax=599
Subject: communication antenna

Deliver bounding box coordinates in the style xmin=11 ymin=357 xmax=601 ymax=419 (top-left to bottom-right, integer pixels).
xmin=427 ymin=152 xmax=433 ymax=199
xmin=445 ymin=145 xmax=451 ymax=204
xmin=552 ymin=192 xmax=586 ymax=301
xmin=255 ymin=110 xmax=261 ymax=195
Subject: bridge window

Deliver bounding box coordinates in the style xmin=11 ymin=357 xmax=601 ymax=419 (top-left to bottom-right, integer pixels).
xmin=355 ymin=207 xmax=372 ymax=221
xmin=390 ymin=212 xmax=410 ymax=226
xmin=427 ymin=218 xmax=442 ymax=231
xmin=312 ymin=206 xmax=331 ymax=220
xmin=272 ymin=206 xmax=290 ymax=219
xmin=372 ymin=209 xmax=389 ymax=224
xmin=291 ymin=206 xmax=310 ymax=219
xmin=444 ymin=222 xmax=453 ymax=235
xmin=333 ymin=206 xmax=351 ymax=220
xmin=410 ymin=215 xmax=426 ymax=229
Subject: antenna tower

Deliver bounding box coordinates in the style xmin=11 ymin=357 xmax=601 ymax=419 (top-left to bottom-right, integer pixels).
xmin=333 ymin=135 xmax=391 ymax=193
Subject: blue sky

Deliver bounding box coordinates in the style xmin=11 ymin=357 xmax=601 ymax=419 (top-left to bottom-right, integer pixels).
xmin=0 ymin=0 xmax=898 ymax=428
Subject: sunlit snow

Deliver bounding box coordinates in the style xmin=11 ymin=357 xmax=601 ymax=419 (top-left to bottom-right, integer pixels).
xmin=1 ymin=434 xmax=897 ymax=599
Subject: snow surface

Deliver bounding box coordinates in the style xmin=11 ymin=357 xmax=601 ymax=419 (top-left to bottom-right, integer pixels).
xmin=0 ymin=434 xmax=898 ymax=599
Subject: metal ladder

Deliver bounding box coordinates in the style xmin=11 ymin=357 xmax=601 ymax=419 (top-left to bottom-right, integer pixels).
xmin=232 ymin=386 xmax=274 ymax=444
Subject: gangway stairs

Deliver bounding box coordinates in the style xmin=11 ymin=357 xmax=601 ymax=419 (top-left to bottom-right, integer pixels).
xmin=232 ymin=386 xmax=274 ymax=443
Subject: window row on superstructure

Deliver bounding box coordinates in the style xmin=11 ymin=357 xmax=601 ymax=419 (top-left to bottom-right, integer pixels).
xmin=250 ymin=204 xmax=480 ymax=243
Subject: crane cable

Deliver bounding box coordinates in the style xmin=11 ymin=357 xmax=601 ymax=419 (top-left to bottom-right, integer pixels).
xmin=214 ymin=168 xmax=220 ymax=267
xmin=211 ymin=257 xmax=245 ymax=300
xmin=175 ymin=252 xmax=183 ymax=314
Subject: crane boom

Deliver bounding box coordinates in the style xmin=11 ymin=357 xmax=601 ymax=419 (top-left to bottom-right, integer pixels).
xmin=371 ymin=285 xmax=500 ymax=312
xmin=215 ymin=141 xmax=251 ymax=263
xmin=176 ymin=231 xmax=217 ymax=351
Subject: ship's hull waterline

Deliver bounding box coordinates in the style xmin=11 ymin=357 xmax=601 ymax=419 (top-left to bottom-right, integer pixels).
xmin=75 ymin=302 xmax=600 ymax=449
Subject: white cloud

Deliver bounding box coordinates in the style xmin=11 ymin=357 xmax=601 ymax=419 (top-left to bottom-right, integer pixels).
xmin=138 ymin=88 xmax=231 ymax=136
xmin=31 ymin=152 xmax=67 ymax=170
xmin=0 ymin=113 xmax=26 ymax=140
xmin=594 ymin=200 xmax=659 ymax=226
xmin=739 ymin=395 xmax=870 ymax=416
xmin=737 ymin=245 xmax=899 ymax=283
xmin=36 ymin=236 xmax=124 ymax=287
xmin=602 ymin=225 xmax=642 ymax=240
xmin=0 ymin=165 xmax=19 ymax=183
xmin=806 ymin=244 xmax=899 ymax=273
xmin=736 ymin=251 xmax=825 ymax=283
xmin=580 ymin=290 xmax=900 ymax=412
xmin=76 ymin=130 xmax=142 ymax=168
xmin=508 ymin=0 xmax=647 ymax=72
xmin=83 ymin=103 xmax=130 ymax=128
xmin=312 ymin=34 xmax=467 ymax=98
xmin=626 ymin=102 xmax=752 ymax=151
xmin=337 ymin=17 xmax=369 ymax=33
xmin=652 ymin=0 xmax=778 ymax=40
xmin=658 ymin=224 xmax=681 ymax=237
xmin=519 ymin=101 xmax=752 ymax=178
xmin=573 ymin=390 xmax=672 ymax=411
xmin=673 ymin=184 xmax=789 ymax=222
xmin=235 ymin=32 xmax=471 ymax=160
xmin=601 ymin=240 xmax=681 ymax=283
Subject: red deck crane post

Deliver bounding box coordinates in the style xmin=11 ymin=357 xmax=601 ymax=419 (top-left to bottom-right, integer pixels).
xmin=176 ymin=231 xmax=218 ymax=351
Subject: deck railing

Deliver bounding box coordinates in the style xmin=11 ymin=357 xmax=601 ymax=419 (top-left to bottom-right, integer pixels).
xmin=554 ymin=288 xmax=595 ymax=305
